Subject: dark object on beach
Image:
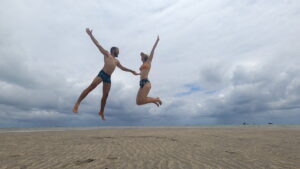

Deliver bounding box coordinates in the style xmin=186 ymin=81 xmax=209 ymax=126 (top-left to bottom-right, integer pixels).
xmin=268 ymin=122 xmax=273 ymax=125
xmin=243 ymin=122 xmax=247 ymax=125
xmin=75 ymin=158 xmax=95 ymax=165
xmin=225 ymin=150 xmax=237 ymax=154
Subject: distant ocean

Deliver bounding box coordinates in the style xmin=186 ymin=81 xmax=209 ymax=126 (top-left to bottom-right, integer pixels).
xmin=0 ymin=125 xmax=299 ymax=133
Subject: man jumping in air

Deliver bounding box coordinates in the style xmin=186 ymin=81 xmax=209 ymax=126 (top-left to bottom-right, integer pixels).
xmin=73 ymin=28 xmax=139 ymax=121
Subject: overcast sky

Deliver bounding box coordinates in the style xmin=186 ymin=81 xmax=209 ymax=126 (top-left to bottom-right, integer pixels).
xmin=1 ymin=0 xmax=300 ymax=127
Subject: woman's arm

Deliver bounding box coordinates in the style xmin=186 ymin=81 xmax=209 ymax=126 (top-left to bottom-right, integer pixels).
xmin=86 ymin=28 xmax=109 ymax=56
xmin=148 ymin=35 xmax=159 ymax=62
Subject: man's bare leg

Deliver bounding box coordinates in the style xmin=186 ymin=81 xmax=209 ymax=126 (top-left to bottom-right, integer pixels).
xmin=73 ymin=77 xmax=102 ymax=113
xmin=98 ymin=82 xmax=111 ymax=120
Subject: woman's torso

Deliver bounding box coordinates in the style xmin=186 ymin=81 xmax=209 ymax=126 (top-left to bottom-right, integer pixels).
xmin=139 ymin=62 xmax=151 ymax=80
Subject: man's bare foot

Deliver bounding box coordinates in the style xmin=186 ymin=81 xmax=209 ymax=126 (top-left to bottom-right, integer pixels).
xmin=157 ymin=97 xmax=162 ymax=105
xmin=72 ymin=103 xmax=79 ymax=113
xmin=98 ymin=112 xmax=106 ymax=121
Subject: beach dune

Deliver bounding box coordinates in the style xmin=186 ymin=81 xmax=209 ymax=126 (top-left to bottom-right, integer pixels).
xmin=0 ymin=127 xmax=299 ymax=169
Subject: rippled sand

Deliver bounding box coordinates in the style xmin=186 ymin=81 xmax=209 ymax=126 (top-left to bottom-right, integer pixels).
xmin=0 ymin=127 xmax=299 ymax=169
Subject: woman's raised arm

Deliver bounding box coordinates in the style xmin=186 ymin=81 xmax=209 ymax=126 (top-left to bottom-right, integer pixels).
xmin=148 ymin=35 xmax=159 ymax=62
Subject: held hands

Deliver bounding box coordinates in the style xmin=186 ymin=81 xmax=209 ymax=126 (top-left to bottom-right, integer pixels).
xmin=86 ymin=28 xmax=93 ymax=36
xmin=132 ymin=71 xmax=140 ymax=75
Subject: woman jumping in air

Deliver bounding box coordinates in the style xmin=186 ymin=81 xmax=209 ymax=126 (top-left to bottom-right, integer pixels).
xmin=136 ymin=36 xmax=162 ymax=107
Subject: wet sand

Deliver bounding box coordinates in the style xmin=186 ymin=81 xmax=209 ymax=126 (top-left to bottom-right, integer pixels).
xmin=0 ymin=127 xmax=299 ymax=169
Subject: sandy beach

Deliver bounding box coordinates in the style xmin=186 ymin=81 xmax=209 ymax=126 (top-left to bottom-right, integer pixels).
xmin=0 ymin=126 xmax=299 ymax=169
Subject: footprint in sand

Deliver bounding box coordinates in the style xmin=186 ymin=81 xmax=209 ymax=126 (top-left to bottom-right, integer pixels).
xmin=75 ymin=158 xmax=95 ymax=165
xmin=225 ymin=150 xmax=237 ymax=154
xmin=20 ymin=165 xmax=27 ymax=169
xmin=107 ymin=156 xmax=118 ymax=160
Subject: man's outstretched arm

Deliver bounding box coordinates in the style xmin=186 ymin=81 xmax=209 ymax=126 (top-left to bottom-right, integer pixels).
xmin=86 ymin=28 xmax=109 ymax=56
xmin=117 ymin=61 xmax=139 ymax=75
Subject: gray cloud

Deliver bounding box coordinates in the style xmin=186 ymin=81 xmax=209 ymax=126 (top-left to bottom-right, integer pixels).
xmin=192 ymin=61 xmax=300 ymax=124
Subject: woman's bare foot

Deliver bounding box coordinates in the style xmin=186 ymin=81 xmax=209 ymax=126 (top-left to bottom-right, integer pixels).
xmin=153 ymin=102 xmax=159 ymax=107
xmin=72 ymin=103 xmax=79 ymax=113
xmin=98 ymin=112 xmax=106 ymax=121
xmin=157 ymin=97 xmax=162 ymax=105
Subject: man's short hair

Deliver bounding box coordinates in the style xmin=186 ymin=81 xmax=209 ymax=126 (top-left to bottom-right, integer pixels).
xmin=110 ymin=46 xmax=118 ymax=53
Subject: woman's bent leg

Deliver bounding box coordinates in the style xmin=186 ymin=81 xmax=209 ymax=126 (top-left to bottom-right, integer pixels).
xmin=136 ymin=82 xmax=161 ymax=107
xmin=137 ymin=97 xmax=160 ymax=106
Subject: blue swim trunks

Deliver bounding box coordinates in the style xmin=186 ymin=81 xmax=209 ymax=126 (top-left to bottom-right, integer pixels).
xmin=98 ymin=70 xmax=111 ymax=83
xmin=139 ymin=78 xmax=150 ymax=88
